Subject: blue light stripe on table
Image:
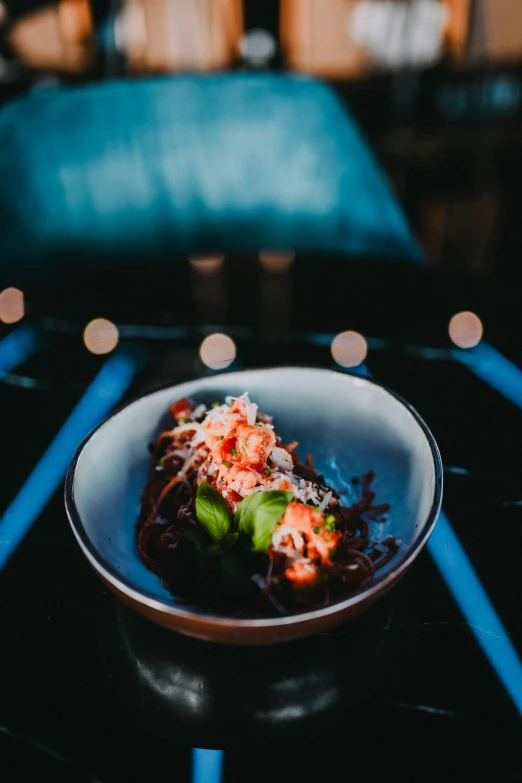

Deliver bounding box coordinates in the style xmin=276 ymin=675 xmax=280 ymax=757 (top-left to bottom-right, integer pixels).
xmin=453 ymin=341 xmax=522 ymax=409
xmin=192 ymin=748 xmax=223 ymax=783
xmin=332 ymin=361 xmax=370 ymax=377
xmin=362 ymin=361 xmax=522 ymax=715
xmin=0 ymin=345 xmax=145 ymax=571
xmin=0 ymin=324 xmax=43 ymax=377
xmin=428 ymin=512 xmax=522 ymax=715
xmin=448 ymin=340 xmax=522 ymax=713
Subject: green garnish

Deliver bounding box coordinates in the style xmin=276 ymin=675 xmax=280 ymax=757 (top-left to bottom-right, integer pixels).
xmin=180 ymin=416 xmax=188 ymax=423
xmin=158 ymin=457 xmax=165 ymax=467
xmin=195 ymin=482 xmax=233 ymax=545
xmin=263 ymin=467 xmax=271 ymax=476
xmin=324 ymin=514 xmax=336 ymax=533
xmin=195 ymin=484 xmax=293 ymax=556
xmin=220 ymin=435 xmax=224 ymax=440
xmin=313 ymin=526 xmax=321 ymax=534
xmin=241 ymin=446 xmax=248 ymax=456
xmin=211 ymin=401 xmax=221 ymax=408
xmin=222 ymin=460 xmax=231 ymax=468
xmin=230 ymin=447 xmax=238 ymax=457
xmin=235 ymin=491 xmax=293 ymax=553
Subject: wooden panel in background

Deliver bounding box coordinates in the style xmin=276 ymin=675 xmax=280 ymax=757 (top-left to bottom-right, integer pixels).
xmin=118 ymin=0 xmax=243 ymax=72
xmin=6 ymin=0 xmax=243 ymax=74
xmin=280 ymin=0 xmax=472 ymax=77
xmin=8 ymin=0 xmax=93 ymax=72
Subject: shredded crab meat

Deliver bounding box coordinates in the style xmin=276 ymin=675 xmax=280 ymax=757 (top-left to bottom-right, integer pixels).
xmin=225 ymin=392 xmax=258 ymax=425
xmin=153 ymin=392 xmax=386 ymax=589
xmin=139 ymin=392 xmax=397 ymax=615
xmin=159 ymin=392 xmax=322 ymax=512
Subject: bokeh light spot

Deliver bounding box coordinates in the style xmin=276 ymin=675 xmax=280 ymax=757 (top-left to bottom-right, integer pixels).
xmin=199 ymin=333 xmax=236 ymax=370
xmin=240 ymin=29 xmax=276 ymax=65
xmin=448 ymin=311 xmax=483 ymax=349
xmin=259 ymin=250 xmax=295 ymax=274
xmin=0 ymin=287 xmax=24 ymax=324
xmin=189 ymin=256 xmax=224 ymax=275
xmin=331 ymin=331 xmax=368 ymax=368
xmin=83 ymin=318 xmax=119 ymax=355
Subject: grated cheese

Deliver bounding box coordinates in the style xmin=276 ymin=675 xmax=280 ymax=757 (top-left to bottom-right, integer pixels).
xmin=224 ymin=392 xmax=258 ymax=425
xmin=272 ymin=524 xmax=305 ymax=554
xmin=191 ymin=403 xmax=207 ymax=421
xmin=165 ymin=392 xmax=325 ymax=531
xmin=318 ymin=491 xmax=333 ymax=512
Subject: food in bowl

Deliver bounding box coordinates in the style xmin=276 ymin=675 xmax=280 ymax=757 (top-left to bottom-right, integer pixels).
xmin=136 ymin=392 xmax=401 ymax=617
xmin=66 ymin=367 xmax=442 ymax=644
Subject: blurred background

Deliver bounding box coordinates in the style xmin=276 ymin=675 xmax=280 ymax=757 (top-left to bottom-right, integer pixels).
xmin=1 ymin=1 xmax=522 ymax=356
xmin=2 ymin=3 xmax=522 ymax=781
xmin=1 ymin=2 xmax=522 ymax=312
xmin=1 ymin=1 xmax=522 ymax=365
xmin=2 ymin=0 xmax=522 ymax=495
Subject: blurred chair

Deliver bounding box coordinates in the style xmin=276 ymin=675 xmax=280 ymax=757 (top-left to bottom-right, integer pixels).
xmin=0 ymin=72 xmax=422 ymax=285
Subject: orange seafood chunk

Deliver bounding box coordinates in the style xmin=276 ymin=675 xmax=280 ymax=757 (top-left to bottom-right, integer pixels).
xmin=170 ymin=398 xmax=193 ymax=423
xmin=233 ymin=422 xmax=275 ymax=466
xmin=285 ymin=561 xmax=319 ymax=586
xmin=283 ymin=501 xmax=318 ymax=533
xmin=213 ymin=422 xmax=276 ymax=479
xmin=202 ymin=412 xmax=241 ymax=448
xmin=281 ymin=502 xmax=340 ymax=567
xmin=227 ymin=397 xmax=254 ymax=419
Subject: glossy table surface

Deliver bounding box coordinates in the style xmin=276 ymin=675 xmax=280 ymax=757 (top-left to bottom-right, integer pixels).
xmin=1 ymin=252 xmax=521 ymax=781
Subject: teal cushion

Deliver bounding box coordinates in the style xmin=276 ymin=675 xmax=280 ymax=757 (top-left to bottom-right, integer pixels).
xmin=0 ymin=73 xmax=422 ymax=283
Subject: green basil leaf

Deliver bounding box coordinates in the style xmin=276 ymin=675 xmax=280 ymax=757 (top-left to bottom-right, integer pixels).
xmin=195 ymin=481 xmax=232 ymax=544
xmin=235 ymin=491 xmax=293 ymax=553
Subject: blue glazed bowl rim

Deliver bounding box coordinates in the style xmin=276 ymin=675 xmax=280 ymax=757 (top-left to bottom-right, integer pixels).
xmin=64 ymin=366 xmax=443 ymax=629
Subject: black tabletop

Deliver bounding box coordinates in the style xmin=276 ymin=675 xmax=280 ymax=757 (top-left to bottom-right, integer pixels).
xmin=1 ymin=249 xmax=521 ymax=782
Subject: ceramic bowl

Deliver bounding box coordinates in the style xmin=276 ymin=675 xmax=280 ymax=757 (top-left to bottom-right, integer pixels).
xmin=65 ymin=367 xmax=442 ymax=645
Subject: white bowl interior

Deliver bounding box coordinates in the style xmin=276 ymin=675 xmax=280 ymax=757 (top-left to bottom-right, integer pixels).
xmin=71 ymin=368 xmax=438 ymax=613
